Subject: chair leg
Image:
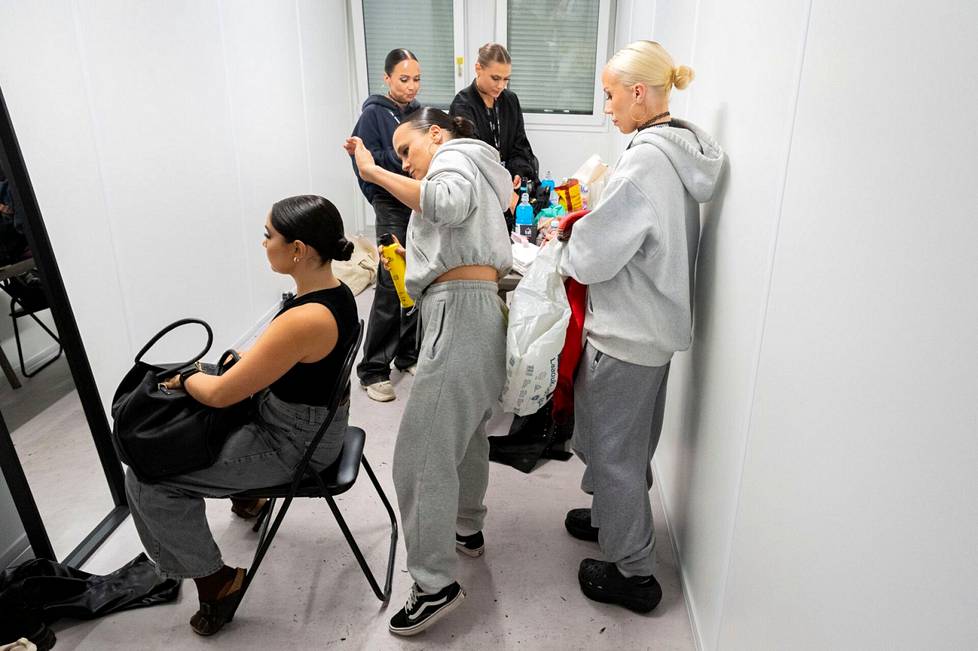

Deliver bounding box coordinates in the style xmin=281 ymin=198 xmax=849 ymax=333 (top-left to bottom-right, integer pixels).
xmin=12 ymin=305 xmax=63 ymax=378
xmin=362 ymin=455 xmax=398 ymax=599
xmin=321 ymin=454 xmax=398 ymax=603
xmin=230 ymin=496 xmax=289 ymax=620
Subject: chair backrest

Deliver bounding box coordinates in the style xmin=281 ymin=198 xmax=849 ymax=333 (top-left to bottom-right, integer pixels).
xmin=287 ymin=319 xmax=364 ymax=491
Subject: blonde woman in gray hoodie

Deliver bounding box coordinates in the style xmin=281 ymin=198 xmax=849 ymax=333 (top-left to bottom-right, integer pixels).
xmin=345 ymin=107 xmax=513 ymax=636
xmin=556 ymin=41 xmax=724 ymax=613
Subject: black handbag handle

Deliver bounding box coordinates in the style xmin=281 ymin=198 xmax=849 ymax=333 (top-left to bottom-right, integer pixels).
xmin=134 ymin=318 xmax=213 ymax=371
xmin=216 ymin=349 xmax=240 ymax=375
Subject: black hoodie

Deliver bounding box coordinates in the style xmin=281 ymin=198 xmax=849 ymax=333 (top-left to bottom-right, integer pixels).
xmin=450 ymin=81 xmax=539 ymax=186
xmin=350 ymin=94 xmax=420 ymax=204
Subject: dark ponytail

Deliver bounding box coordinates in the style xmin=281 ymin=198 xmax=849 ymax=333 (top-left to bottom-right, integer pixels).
xmin=384 ymin=48 xmax=419 ymax=74
xmin=270 ymin=195 xmax=353 ymax=263
xmin=403 ymin=107 xmax=475 ymax=139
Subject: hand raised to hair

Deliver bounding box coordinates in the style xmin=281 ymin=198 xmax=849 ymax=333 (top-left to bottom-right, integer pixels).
xmin=343 ymin=137 xmax=378 ymax=181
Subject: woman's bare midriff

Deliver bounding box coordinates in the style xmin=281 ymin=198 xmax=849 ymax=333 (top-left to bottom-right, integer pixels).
xmin=433 ymin=264 xmax=498 ymax=284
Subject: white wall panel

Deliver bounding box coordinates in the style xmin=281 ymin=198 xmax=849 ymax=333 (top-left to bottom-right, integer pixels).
xmin=297 ymin=0 xmax=364 ymax=234
xmin=218 ymin=0 xmax=311 ymax=320
xmin=72 ymin=1 xmax=248 ymax=358
xmin=718 ymin=1 xmax=978 ymax=648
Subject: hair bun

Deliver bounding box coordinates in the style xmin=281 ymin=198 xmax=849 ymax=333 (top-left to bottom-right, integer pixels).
xmin=452 ymin=115 xmax=476 ymax=138
xmin=334 ymin=238 xmax=355 ymax=262
xmin=672 ymin=65 xmax=695 ymax=90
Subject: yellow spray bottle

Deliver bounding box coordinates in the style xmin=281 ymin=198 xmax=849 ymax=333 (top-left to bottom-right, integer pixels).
xmin=379 ymin=233 xmax=414 ymax=309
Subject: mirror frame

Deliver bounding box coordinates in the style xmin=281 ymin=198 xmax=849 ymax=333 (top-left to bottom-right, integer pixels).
xmin=0 ymin=83 xmax=128 ymax=568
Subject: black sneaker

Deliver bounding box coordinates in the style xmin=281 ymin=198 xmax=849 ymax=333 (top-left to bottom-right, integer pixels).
xmin=578 ymin=558 xmax=662 ymax=613
xmin=455 ymin=531 xmax=485 ymax=557
xmin=388 ymin=582 xmax=466 ymax=636
xmin=565 ymin=508 xmax=600 ymax=542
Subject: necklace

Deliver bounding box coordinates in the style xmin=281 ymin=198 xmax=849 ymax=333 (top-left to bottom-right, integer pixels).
xmin=638 ymin=111 xmax=671 ymax=130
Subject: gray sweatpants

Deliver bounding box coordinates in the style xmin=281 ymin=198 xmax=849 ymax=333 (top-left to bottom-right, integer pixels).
xmin=126 ymin=389 xmax=348 ymax=579
xmin=393 ymin=280 xmax=507 ymax=593
xmin=573 ymin=343 xmax=670 ymax=578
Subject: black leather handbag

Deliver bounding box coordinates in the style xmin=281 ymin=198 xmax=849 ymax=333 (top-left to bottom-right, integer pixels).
xmin=111 ymin=318 xmax=251 ymax=482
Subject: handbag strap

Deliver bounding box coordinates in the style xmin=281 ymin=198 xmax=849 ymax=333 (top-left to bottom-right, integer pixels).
xmin=134 ymin=318 xmax=213 ymax=369
xmin=216 ymin=349 xmax=240 ymax=375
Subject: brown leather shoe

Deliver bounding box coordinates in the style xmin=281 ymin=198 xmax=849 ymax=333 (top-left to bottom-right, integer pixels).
xmin=190 ymin=567 xmax=246 ymax=636
xmin=230 ymin=498 xmax=267 ymax=520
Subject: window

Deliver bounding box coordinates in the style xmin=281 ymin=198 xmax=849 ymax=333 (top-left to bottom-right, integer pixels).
xmin=498 ymin=0 xmax=611 ymax=126
xmin=356 ymin=0 xmax=459 ymax=108
xmin=506 ymin=0 xmax=600 ymax=114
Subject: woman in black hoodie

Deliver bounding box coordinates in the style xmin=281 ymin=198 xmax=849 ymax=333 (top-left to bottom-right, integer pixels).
xmin=350 ymin=48 xmax=421 ymax=402
xmin=450 ymin=43 xmax=538 ymax=230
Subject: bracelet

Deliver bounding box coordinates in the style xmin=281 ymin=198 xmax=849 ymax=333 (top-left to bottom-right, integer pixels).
xmin=179 ymin=367 xmax=201 ymax=386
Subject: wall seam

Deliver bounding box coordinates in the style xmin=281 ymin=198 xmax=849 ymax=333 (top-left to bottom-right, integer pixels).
xmin=215 ymin=0 xmax=254 ymax=321
xmin=68 ymin=0 xmax=134 ymax=358
xmin=710 ymin=1 xmax=816 ymax=648
xmin=294 ymin=0 xmax=315 ymax=192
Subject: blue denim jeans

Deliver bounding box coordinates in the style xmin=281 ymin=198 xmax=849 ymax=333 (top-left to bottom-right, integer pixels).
xmin=125 ymin=389 xmax=348 ymax=579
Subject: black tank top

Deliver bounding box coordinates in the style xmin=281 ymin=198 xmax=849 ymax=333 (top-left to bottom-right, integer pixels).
xmin=268 ymin=283 xmax=358 ymax=406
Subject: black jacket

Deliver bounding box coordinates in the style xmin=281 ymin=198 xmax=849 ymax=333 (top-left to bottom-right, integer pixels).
xmin=350 ymin=95 xmax=420 ymax=204
xmin=450 ymin=81 xmax=539 ymax=185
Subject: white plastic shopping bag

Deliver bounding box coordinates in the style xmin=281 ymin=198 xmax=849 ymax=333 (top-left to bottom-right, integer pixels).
xmin=500 ymin=241 xmax=571 ymax=416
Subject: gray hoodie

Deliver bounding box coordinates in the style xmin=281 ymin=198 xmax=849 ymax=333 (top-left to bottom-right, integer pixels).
xmin=558 ymin=119 xmax=724 ymax=366
xmin=405 ymin=138 xmax=514 ymax=297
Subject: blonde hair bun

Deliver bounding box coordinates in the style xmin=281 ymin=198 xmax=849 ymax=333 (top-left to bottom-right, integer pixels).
xmin=672 ymin=65 xmax=695 ymax=91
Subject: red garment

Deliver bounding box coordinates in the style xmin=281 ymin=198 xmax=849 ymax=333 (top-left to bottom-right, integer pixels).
xmin=552 ymin=210 xmax=590 ymax=423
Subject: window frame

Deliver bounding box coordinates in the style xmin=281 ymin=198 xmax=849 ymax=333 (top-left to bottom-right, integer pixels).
xmin=494 ymin=0 xmax=612 ymax=129
xmin=349 ymin=0 xmax=467 ymax=110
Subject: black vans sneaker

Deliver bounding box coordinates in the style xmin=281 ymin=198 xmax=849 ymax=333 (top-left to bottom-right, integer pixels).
xmin=388 ymin=582 xmax=466 ymax=636
xmin=578 ymin=558 xmax=662 ymax=613
xmin=455 ymin=531 xmax=485 ymax=557
xmin=565 ymin=508 xmax=600 ymax=542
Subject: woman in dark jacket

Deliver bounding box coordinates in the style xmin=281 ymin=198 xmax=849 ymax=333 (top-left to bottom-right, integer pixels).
xmin=350 ymin=49 xmax=422 ymax=402
xmin=450 ymin=43 xmax=538 ymax=228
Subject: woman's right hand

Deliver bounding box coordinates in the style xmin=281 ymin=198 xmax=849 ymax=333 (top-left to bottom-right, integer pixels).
xmin=343 ymin=137 xmax=378 ymax=182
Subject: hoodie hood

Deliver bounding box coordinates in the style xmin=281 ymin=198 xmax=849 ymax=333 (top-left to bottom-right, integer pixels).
xmin=361 ymin=94 xmax=420 ymax=116
xmin=629 ymin=119 xmax=723 ymax=202
xmin=430 ymin=138 xmax=513 ymax=211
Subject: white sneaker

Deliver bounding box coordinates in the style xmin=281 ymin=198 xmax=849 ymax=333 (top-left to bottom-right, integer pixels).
xmin=363 ymin=380 xmax=395 ymax=402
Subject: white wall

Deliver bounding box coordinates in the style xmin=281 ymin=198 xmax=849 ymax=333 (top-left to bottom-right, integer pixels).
xmin=0 ymin=0 xmax=360 ymax=406
xmin=716 ymin=1 xmax=978 ymax=648
xmin=617 ymin=0 xmax=978 ymax=648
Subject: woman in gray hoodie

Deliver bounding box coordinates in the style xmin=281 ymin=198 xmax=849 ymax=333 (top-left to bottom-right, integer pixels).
xmin=344 ymin=107 xmax=512 ymax=636
xmin=556 ymin=41 xmax=724 ymax=613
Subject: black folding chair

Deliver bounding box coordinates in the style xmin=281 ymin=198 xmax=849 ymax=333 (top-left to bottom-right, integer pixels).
xmin=1 ymin=273 xmax=63 ymax=378
xmin=229 ymin=320 xmax=397 ymax=617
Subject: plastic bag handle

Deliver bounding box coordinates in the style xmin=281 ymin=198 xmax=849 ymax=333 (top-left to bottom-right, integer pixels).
xmin=133 ymin=318 xmax=213 ymax=371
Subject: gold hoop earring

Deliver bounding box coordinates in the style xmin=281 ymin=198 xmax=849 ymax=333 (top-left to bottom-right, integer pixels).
xmin=628 ymin=103 xmax=649 ymax=124
xmin=293 ymin=257 xmax=299 ymax=263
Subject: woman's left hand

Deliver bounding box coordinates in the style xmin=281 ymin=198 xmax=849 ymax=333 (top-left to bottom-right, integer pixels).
xmin=161 ymin=375 xmax=182 ymax=391
xmin=343 ymin=137 xmax=378 ymax=181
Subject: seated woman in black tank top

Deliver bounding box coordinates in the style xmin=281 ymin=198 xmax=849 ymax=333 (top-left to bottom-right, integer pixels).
xmin=124 ymin=195 xmax=358 ymax=637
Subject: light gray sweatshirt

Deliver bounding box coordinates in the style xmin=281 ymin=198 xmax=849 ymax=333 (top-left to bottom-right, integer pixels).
xmin=405 ymin=138 xmax=514 ymax=297
xmin=558 ymin=119 xmax=724 ymax=366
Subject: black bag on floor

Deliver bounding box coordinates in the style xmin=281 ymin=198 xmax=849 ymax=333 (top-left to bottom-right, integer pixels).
xmin=111 ymin=318 xmax=251 ymax=482
xmin=489 ymin=399 xmax=574 ymax=473
xmin=0 ymin=553 xmax=180 ymax=649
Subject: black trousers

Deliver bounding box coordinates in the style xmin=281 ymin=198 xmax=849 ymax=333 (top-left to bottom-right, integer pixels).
xmin=356 ymin=194 xmax=419 ymax=384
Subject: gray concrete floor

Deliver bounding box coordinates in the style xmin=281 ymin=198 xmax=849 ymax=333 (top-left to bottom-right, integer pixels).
xmin=36 ymin=287 xmax=695 ymax=650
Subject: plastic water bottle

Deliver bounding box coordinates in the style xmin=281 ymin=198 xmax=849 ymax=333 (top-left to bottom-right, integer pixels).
xmin=540 ymin=170 xmax=556 ymax=194
xmin=515 ymin=192 xmax=534 ymax=238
